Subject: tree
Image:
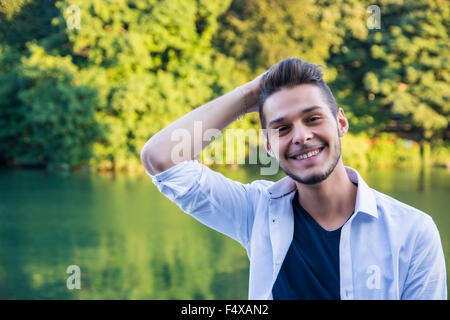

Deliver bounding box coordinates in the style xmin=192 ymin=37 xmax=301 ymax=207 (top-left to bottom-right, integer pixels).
xmin=1 ymin=0 xmax=448 ymax=170
xmin=0 ymin=44 xmax=100 ymax=168
xmin=214 ymin=0 xmax=368 ymax=78
xmin=328 ymin=0 xmax=449 ymax=146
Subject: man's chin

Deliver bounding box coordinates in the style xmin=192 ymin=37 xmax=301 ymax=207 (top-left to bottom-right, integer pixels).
xmin=280 ymin=139 xmax=342 ymax=185
xmin=285 ymin=170 xmax=330 ymax=185
xmin=280 ymin=160 xmax=339 ymax=185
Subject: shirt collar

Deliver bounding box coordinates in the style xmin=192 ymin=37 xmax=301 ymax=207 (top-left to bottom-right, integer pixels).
xmin=267 ymin=166 xmax=378 ymax=219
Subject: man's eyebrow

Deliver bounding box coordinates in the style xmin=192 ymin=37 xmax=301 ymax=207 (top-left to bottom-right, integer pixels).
xmin=301 ymin=105 xmax=323 ymax=115
xmin=268 ymin=117 xmax=285 ymax=128
xmin=268 ymin=105 xmax=324 ymax=128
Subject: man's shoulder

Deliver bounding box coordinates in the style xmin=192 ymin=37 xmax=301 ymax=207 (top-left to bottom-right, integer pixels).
xmin=371 ymin=189 xmax=443 ymax=257
xmin=241 ymin=178 xmax=278 ymax=203
xmin=248 ymin=179 xmax=276 ymax=191
xmin=372 ymin=188 xmax=435 ymax=227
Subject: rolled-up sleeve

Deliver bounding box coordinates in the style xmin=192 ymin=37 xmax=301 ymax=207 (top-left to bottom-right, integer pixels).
xmin=401 ymin=216 xmax=447 ymax=300
xmin=146 ymin=160 xmax=258 ymax=248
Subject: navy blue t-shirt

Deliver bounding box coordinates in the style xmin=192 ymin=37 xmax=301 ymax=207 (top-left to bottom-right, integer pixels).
xmin=272 ymin=191 xmax=342 ymax=300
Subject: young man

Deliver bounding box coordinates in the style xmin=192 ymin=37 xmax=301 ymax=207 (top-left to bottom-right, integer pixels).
xmin=141 ymin=58 xmax=447 ymax=300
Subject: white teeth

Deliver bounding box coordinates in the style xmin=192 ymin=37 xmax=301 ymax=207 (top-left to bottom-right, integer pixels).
xmin=294 ymin=148 xmax=321 ymax=160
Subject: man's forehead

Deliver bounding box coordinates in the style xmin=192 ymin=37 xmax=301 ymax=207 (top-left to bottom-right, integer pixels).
xmin=265 ymin=84 xmax=326 ymax=109
xmin=264 ymin=85 xmax=330 ymax=120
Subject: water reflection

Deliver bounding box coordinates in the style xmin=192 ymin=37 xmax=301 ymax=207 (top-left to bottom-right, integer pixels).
xmin=0 ymin=165 xmax=448 ymax=299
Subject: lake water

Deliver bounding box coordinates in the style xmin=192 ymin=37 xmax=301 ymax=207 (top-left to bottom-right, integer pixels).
xmin=0 ymin=165 xmax=448 ymax=299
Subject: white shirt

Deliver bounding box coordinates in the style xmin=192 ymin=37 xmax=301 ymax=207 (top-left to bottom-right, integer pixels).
xmin=147 ymin=160 xmax=447 ymax=300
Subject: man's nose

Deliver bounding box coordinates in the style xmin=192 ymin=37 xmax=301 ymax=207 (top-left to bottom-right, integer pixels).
xmin=292 ymin=123 xmax=313 ymax=145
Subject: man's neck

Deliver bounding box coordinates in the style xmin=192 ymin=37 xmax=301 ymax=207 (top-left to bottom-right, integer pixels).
xmin=295 ymin=161 xmax=357 ymax=231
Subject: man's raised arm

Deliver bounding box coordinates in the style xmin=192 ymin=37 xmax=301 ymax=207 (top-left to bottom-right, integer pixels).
xmin=140 ymin=74 xmax=263 ymax=175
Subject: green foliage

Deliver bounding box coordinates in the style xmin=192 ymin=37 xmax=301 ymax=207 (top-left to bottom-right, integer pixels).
xmin=0 ymin=0 xmax=60 ymax=50
xmin=367 ymin=133 xmax=422 ymax=167
xmin=342 ymin=132 xmax=449 ymax=169
xmin=0 ymin=0 xmax=28 ymax=17
xmin=213 ymin=0 xmax=368 ymax=78
xmin=341 ymin=133 xmax=373 ymax=170
xmin=430 ymin=141 xmax=450 ymax=167
xmin=0 ymin=43 xmax=100 ymax=168
xmin=0 ymin=0 xmax=448 ymax=170
xmin=328 ymin=0 xmax=450 ymax=141
xmin=56 ymin=0 xmax=249 ymax=170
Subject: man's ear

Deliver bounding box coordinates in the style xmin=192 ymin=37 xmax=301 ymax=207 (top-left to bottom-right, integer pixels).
xmin=337 ymin=108 xmax=349 ymax=137
xmin=263 ymin=134 xmax=274 ymax=157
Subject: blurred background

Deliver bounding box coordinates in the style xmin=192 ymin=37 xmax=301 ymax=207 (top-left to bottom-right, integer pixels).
xmin=0 ymin=0 xmax=448 ymax=299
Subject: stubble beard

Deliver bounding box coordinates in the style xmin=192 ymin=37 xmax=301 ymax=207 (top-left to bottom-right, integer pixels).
xmin=279 ymin=138 xmax=342 ymax=185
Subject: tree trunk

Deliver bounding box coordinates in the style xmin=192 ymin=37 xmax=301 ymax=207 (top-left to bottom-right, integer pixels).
xmin=420 ymin=140 xmax=431 ymax=167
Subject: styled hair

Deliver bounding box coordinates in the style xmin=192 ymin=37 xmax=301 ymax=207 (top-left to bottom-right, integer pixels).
xmin=259 ymin=57 xmax=338 ymax=128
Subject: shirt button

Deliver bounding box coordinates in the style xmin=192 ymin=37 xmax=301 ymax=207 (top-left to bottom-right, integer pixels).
xmin=272 ymin=219 xmax=276 ymax=223
xmin=345 ymin=290 xmax=352 ymax=299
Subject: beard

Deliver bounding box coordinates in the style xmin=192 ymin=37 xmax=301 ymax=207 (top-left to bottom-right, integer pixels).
xmin=279 ymin=137 xmax=341 ymax=185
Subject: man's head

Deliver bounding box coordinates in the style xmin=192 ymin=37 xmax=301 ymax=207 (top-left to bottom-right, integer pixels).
xmin=259 ymin=57 xmax=349 ymax=185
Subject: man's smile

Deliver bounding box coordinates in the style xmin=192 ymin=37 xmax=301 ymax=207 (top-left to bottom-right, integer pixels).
xmin=287 ymin=146 xmax=326 ymax=162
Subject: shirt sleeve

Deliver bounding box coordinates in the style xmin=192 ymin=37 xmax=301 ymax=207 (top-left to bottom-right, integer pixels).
xmin=146 ymin=160 xmax=260 ymax=248
xmin=401 ymin=215 xmax=447 ymax=300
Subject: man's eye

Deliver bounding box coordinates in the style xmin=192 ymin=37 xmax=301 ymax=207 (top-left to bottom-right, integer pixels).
xmin=277 ymin=126 xmax=288 ymax=132
xmin=308 ymin=116 xmax=321 ymax=122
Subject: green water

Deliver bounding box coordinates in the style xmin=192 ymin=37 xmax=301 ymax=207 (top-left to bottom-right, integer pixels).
xmin=0 ymin=166 xmax=449 ymax=299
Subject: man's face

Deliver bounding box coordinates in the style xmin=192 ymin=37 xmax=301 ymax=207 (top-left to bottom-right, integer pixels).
xmin=263 ymin=84 xmax=348 ymax=185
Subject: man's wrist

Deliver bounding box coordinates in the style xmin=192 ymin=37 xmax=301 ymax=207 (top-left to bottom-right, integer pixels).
xmin=236 ymin=86 xmax=248 ymax=121
xmin=238 ymin=83 xmax=259 ymax=114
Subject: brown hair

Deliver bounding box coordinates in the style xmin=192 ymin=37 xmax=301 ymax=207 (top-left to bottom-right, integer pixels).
xmin=259 ymin=57 xmax=338 ymax=128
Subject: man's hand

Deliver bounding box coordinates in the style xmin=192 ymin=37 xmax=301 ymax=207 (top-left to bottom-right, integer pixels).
xmin=240 ymin=72 xmax=266 ymax=114
xmin=141 ymin=71 xmax=268 ymax=175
